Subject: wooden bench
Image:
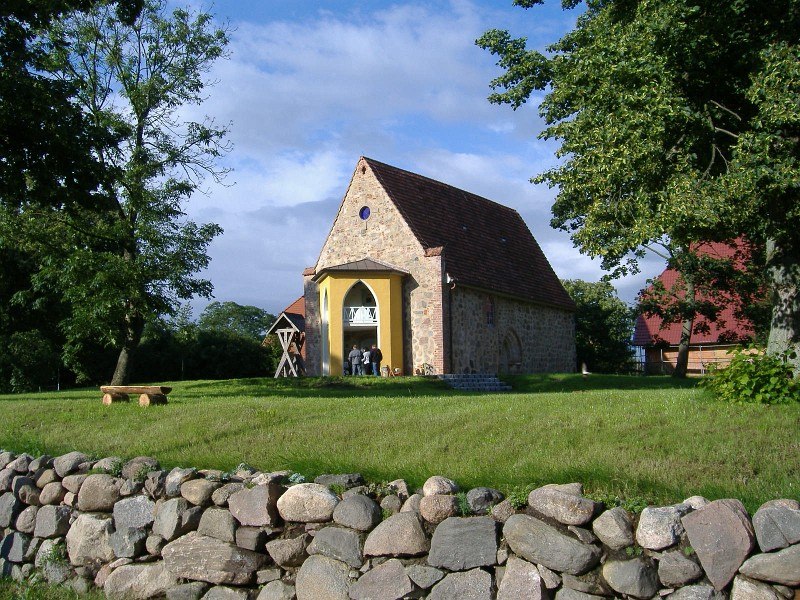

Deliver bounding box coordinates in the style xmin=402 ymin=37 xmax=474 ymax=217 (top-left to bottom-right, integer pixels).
xmin=100 ymin=386 xmax=172 ymax=406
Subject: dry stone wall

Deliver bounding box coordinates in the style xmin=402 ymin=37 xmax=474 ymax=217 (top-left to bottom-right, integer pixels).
xmin=1 ymin=449 xmax=799 ymax=599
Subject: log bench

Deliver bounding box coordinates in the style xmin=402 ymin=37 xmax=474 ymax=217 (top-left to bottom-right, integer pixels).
xmin=100 ymin=385 xmax=172 ymax=406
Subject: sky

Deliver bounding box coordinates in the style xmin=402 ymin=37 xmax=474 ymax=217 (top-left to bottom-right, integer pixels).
xmin=178 ymin=0 xmax=665 ymax=316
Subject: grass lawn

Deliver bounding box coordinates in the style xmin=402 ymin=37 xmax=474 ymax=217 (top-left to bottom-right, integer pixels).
xmin=0 ymin=374 xmax=797 ymax=513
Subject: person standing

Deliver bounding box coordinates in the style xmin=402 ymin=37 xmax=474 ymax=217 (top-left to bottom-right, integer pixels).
xmin=370 ymin=344 xmax=383 ymax=376
xmin=362 ymin=347 xmax=371 ymax=376
xmin=348 ymin=344 xmax=362 ymax=375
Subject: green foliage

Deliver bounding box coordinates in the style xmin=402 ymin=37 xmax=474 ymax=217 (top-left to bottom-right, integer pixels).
xmin=0 ymin=577 xmax=105 ymax=600
xmin=456 ymin=491 xmax=472 ymax=516
xmin=89 ymin=458 xmax=123 ymax=477
xmin=365 ymin=481 xmax=395 ymax=499
xmin=562 ymin=279 xmax=634 ymax=373
xmin=701 ymin=349 xmax=799 ymax=404
xmin=198 ymin=302 xmax=276 ymax=341
xmin=38 ymin=541 xmax=68 ymax=568
xmin=625 ymin=545 xmax=643 ymax=558
xmin=328 ymin=483 xmax=346 ymax=497
xmin=505 ymin=486 xmax=531 ymax=510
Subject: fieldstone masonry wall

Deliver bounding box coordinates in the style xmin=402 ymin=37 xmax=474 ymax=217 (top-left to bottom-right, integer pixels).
xmin=1 ymin=449 xmax=798 ymax=599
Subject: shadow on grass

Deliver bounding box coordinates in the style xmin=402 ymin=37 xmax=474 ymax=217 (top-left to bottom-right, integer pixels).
xmin=501 ymin=373 xmax=700 ymax=394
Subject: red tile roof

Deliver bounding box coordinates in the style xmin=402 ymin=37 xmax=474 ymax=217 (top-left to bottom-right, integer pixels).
xmin=282 ymin=296 xmax=305 ymax=319
xmin=632 ymin=241 xmax=756 ymax=346
xmin=364 ymin=157 xmax=576 ymax=311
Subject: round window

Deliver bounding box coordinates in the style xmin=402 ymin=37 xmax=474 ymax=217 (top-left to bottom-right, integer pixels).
xmin=359 ymin=206 xmax=371 ymax=220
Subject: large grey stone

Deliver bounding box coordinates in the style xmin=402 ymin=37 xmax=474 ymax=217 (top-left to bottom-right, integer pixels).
xmin=429 ymin=568 xmax=493 ymax=600
xmin=265 ymin=535 xmax=309 ymax=568
xmin=405 ymin=564 xmax=445 ymax=589
xmin=165 ymin=467 xmax=198 ymax=497
xmin=636 ymin=504 xmax=691 ymax=550
xmin=527 ymin=483 xmax=598 ymax=526
xmin=466 ymin=487 xmax=504 ymax=515
xmin=256 ymin=580 xmax=295 ymax=600
xmin=35 ymin=538 xmax=72 ymax=584
xmin=34 ymin=505 xmax=71 ymax=538
xmin=66 ymin=513 xmax=115 ymax=566
xmin=145 ymin=470 xmax=167 ymax=498
xmin=36 ymin=468 xmax=59 ymax=488
xmin=731 ymin=575 xmax=782 ymax=600
xmin=212 ymin=483 xmax=244 ymax=507
xmin=14 ymin=504 xmax=37 ymax=533
xmin=295 ymin=555 xmax=351 ymax=600
xmin=182 ymin=479 xmax=221 ymax=507
xmin=349 ymin=558 xmax=412 ymax=600
xmin=314 ymin=473 xmax=365 ymax=489
xmin=419 ymin=494 xmax=459 ymax=524
xmin=62 ymin=474 xmax=88 ymax=493
xmin=423 ymin=475 xmax=459 ymax=496
xmin=427 ymin=516 xmax=498 ymax=571
xmin=0 ymin=531 xmax=30 ymax=562
xmin=665 ymin=584 xmax=726 ymax=599
xmin=307 ymin=526 xmax=363 ymax=568
xmin=602 ymin=558 xmax=659 ymax=599
xmin=167 ymin=581 xmax=210 ymax=600
xmin=0 ymin=451 xmax=14 ymax=470
xmin=7 ymin=453 xmax=33 ymax=473
xmin=363 ymin=513 xmax=429 ymax=557
xmin=682 ymin=498 xmax=755 ymax=590
xmin=592 ymin=506 xmax=634 ymax=550
xmin=235 ymin=526 xmax=270 ymax=551
xmin=503 ymin=514 xmax=601 ymax=575
xmin=104 ymin=561 xmax=180 ymax=599
xmin=114 ymin=495 xmax=156 ymax=530
xmin=77 ymin=474 xmax=123 ymax=512
xmin=0 ymin=491 xmax=22 ymax=527
xmin=753 ymin=503 xmax=800 ymax=552
xmin=0 ymin=468 xmax=15 ymax=492
xmin=122 ymin=456 xmax=160 ymax=480
xmin=497 ymin=555 xmax=546 ymax=600
xmin=554 ymin=591 xmax=606 ymax=600
xmin=162 ymin=531 xmax=266 ymax=585
xmin=153 ymin=497 xmax=203 ymax=541
xmin=277 ymin=483 xmax=339 ymax=523
xmin=12 ymin=476 xmax=40 ymax=505
xmin=738 ymin=544 xmax=800 ymax=586
xmin=228 ymin=483 xmax=283 ymax=527
xmin=54 ymin=452 xmax=91 ymax=478
xmin=110 ymin=527 xmax=148 ymax=558
xmin=39 ymin=482 xmax=66 ymax=505
xmin=201 ymin=586 xmax=250 ymax=600
xmin=332 ymin=494 xmax=381 ymax=531
xmin=198 ymin=507 xmax=238 ymax=543
xmin=657 ymin=550 xmax=703 ymax=586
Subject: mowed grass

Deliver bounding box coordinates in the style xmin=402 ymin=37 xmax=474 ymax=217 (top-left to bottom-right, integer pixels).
xmin=0 ymin=374 xmax=798 ymax=513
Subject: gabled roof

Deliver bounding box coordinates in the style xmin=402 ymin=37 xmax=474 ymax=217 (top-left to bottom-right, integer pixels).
xmin=313 ymin=258 xmax=409 ymax=282
xmin=632 ymin=241 xmax=756 ymax=346
xmin=265 ymin=296 xmax=305 ymax=336
xmin=363 ymin=158 xmax=575 ymax=311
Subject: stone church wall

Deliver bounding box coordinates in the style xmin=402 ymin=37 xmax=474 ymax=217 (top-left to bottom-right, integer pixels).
xmin=450 ymin=286 xmax=576 ymax=374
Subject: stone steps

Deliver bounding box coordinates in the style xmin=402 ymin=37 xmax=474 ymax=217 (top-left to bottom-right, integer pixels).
xmin=438 ymin=373 xmax=513 ymax=392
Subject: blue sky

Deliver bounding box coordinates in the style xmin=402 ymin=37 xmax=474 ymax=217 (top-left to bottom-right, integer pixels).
xmin=180 ymin=0 xmax=665 ymax=315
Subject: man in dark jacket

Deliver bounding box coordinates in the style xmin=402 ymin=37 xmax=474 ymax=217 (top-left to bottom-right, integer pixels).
xmin=369 ymin=344 xmax=383 ymax=376
xmin=348 ymin=345 xmax=362 ymax=375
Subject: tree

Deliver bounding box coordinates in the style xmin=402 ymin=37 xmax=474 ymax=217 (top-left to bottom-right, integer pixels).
xmin=562 ymin=279 xmax=634 ymax=373
xmin=19 ymin=0 xmax=231 ymax=385
xmin=477 ymin=0 xmax=800 ymax=373
xmin=198 ymin=302 xmax=276 ymax=341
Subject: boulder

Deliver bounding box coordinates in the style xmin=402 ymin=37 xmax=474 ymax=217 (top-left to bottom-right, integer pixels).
xmin=36 ymin=468 xmax=59 ymax=488
xmin=256 ymin=580 xmax=295 ymax=600
xmin=752 ymin=503 xmax=800 ymax=552
xmin=211 ymin=483 xmax=244 ymax=507
xmin=665 ymin=584 xmax=727 ymax=599
xmin=406 ymin=564 xmax=445 ymax=589
xmin=497 ymin=555 xmax=547 ymax=600
xmin=162 ymin=531 xmax=266 ymax=585
xmin=34 ymin=505 xmax=71 ymax=539
xmin=295 ymin=555 xmax=351 ymax=600
xmin=198 ymin=507 xmax=238 ymax=543
xmin=165 ymin=467 xmax=198 ymax=497
xmin=14 ymin=505 xmax=37 ymax=533
xmin=235 ymin=526 xmax=270 ymax=551
xmin=104 ymin=561 xmax=180 ymax=599
xmin=53 ymin=452 xmax=91 ymax=478
xmin=114 ymin=495 xmax=156 ymax=530
xmin=228 ymin=483 xmax=283 ymax=527
xmin=527 ymin=483 xmax=598 ymax=526
xmin=201 ymin=586 xmax=250 ymax=600
xmin=428 ymin=516 xmax=498 ymax=571
xmin=0 ymin=468 xmax=14 ymax=492
xmin=122 ymin=456 xmax=160 ymax=480
xmin=682 ymin=498 xmax=755 ymax=590
xmin=181 ymin=479 xmax=221 ymax=507
xmin=35 ymin=538 xmax=72 ymax=584
xmin=554 ymin=590 xmax=607 ymax=600
xmin=153 ymin=497 xmax=203 ymax=541
xmin=592 ymin=506 xmax=634 ymax=550
xmin=167 ymin=581 xmax=210 ymax=600
xmin=429 ymin=568 xmax=493 ymax=600
xmin=466 ymin=487 xmax=504 ymax=515
xmin=12 ymin=476 xmax=40 ymax=505
xmin=265 ymin=535 xmax=309 ymax=568
xmin=419 ymin=494 xmax=460 ymax=524
xmin=110 ymin=527 xmax=148 ymax=558
xmin=657 ymin=550 xmax=703 ymax=586
xmin=0 ymin=491 xmax=23 ymax=527
xmin=380 ymin=494 xmax=402 ymax=515
xmin=363 ymin=513 xmax=429 ymax=557
xmin=144 ymin=470 xmax=167 ymax=498
xmin=0 ymin=451 xmax=14 ymax=470
xmin=731 ymin=575 xmax=782 ymax=600
xmin=423 ymin=475 xmax=459 ymax=496
xmin=62 ymin=474 xmax=88 ymax=494
xmin=738 ymin=544 xmax=800 ymax=586
xmin=401 ymin=493 xmax=422 ymax=514
xmin=351 ymin=558 xmax=414 ymax=599
xmin=332 ymin=494 xmax=382 ymax=531
xmin=276 ymin=483 xmax=339 ymax=523
xmin=92 ymin=456 xmax=123 ymax=473
xmin=313 ymin=473 xmax=365 ymax=489
xmin=503 ymin=514 xmax=601 ymax=576
xmin=66 ymin=513 xmax=115 ymax=566
xmin=146 ymin=534 xmax=166 ymax=556
xmin=7 ymin=453 xmax=33 ymax=473
xmin=0 ymin=531 xmax=30 ymax=562
xmin=307 ymin=526 xmax=363 ymax=568
xmin=602 ymin=558 xmax=659 ymax=599
xmin=636 ymin=504 xmax=691 ymax=550
xmin=77 ymin=474 xmax=123 ymax=512
xmin=39 ymin=482 xmax=66 ymax=505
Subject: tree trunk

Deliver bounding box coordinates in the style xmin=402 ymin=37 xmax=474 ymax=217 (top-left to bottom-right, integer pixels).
xmin=110 ymin=306 xmax=145 ymax=385
xmin=766 ymin=238 xmax=800 ymax=374
xmin=673 ymin=279 xmax=696 ymax=378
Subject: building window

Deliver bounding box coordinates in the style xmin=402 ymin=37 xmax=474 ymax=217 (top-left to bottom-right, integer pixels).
xmin=485 ymin=297 xmax=495 ymax=326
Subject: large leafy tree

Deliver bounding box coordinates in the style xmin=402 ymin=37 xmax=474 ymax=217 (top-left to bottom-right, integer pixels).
xmin=478 ymin=0 xmax=799 ymax=372
xmin=198 ymin=302 xmax=276 ymax=341
xmin=13 ymin=0 xmax=231 ymax=385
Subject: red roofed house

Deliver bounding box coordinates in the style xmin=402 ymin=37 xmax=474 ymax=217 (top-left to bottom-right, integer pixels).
xmin=632 ymin=241 xmax=757 ymax=375
xmin=301 ymin=157 xmax=576 ymax=376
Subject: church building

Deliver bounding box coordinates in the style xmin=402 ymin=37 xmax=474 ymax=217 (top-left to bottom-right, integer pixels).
xmin=301 ymin=157 xmax=576 ymax=376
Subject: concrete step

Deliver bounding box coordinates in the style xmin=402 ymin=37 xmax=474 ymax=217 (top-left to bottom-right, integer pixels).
xmin=438 ymin=373 xmax=512 ymax=392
